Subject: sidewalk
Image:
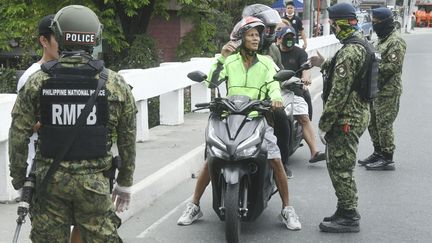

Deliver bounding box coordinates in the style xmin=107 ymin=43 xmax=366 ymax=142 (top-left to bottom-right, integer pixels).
xmin=405 ymin=26 xmax=432 ymax=35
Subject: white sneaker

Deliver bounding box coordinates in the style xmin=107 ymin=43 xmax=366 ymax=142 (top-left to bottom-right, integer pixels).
xmin=177 ymin=202 xmax=203 ymax=226
xmin=280 ymin=206 xmax=301 ymax=230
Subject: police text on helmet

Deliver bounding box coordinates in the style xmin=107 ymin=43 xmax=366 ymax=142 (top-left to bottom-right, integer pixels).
xmin=64 ymin=32 xmax=96 ymax=45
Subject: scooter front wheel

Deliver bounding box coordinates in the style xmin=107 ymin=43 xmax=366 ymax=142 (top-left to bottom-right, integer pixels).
xmin=225 ymin=183 xmax=240 ymax=243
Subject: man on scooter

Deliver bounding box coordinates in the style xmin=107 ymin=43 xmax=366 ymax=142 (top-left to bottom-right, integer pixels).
xmin=277 ymin=26 xmax=326 ymax=164
xmin=177 ymin=16 xmax=301 ymax=231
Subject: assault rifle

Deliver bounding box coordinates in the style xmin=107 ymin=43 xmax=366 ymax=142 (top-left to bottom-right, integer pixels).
xmin=12 ymin=172 xmax=36 ymax=243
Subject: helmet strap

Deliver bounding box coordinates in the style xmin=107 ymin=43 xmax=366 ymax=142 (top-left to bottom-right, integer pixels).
xmin=240 ymin=47 xmax=256 ymax=58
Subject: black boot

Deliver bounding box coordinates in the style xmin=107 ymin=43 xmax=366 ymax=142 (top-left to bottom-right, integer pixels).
xmin=365 ymin=152 xmax=395 ymax=171
xmin=323 ymin=207 xmax=343 ymax=222
xmin=319 ymin=208 xmax=360 ymax=233
xmin=358 ymin=151 xmax=381 ymax=166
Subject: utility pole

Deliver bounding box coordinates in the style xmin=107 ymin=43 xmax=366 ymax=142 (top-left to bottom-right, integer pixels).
xmin=323 ymin=0 xmax=330 ymax=35
xmin=304 ymin=0 xmax=312 ymax=38
xmin=403 ymin=0 xmax=409 ymax=32
xmin=406 ymin=0 xmax=415 ymax=32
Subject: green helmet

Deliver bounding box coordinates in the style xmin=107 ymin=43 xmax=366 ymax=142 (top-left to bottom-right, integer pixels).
xmin=51 ymin=5 xmax=102 ymax=52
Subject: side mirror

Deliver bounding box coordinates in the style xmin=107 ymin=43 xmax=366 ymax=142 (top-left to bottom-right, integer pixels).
xmin=187 ymin=71 xmax=207 ymax=82
xmin=273 ymin=70 xmax=296 ymax=81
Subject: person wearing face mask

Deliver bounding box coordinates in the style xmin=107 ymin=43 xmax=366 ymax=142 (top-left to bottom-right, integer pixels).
xmin=309 ymin=2 xmax=370 ymax=233
xmin=277 ymin=26 xmax=326 ymax=165
xmin=282 ymin=1 xmax=307 ymax=49
xmin=359 ymin=7 xmax=406 ymax=171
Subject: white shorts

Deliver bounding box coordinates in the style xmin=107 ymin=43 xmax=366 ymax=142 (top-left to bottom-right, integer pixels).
xmin=293 ymin=95 xmax=309 ymax=116
xmin=264 ymin=120 xmax=281 ymax=160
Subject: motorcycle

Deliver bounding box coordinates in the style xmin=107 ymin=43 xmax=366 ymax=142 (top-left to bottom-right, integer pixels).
xmin=273 ymin=62 xmax=312 ymax=166
xmin=187 ymin=70 xmax=294 ymax=243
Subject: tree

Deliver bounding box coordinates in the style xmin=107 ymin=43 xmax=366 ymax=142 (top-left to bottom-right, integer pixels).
xmin=0 ymin=0 xmax=275 ymax=64
xmin=0 ymin=0 xmax=195 ymax=53
xmin=175 ymin=0 xmax=274 ymax=61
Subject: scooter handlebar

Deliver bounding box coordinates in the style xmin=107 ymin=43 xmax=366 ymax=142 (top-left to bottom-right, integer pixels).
xmin=195 ymin=102 xmax=210 ymax=108
xmin=281 ymin=77 xmax=303 ymax=89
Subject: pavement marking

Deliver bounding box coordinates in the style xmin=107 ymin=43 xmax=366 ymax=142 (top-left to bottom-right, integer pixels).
xmin=136 ymin=195 xmax=193 ymax=238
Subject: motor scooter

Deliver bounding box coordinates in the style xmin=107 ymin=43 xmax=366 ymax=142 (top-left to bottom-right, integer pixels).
xmin=273 ymin=62 xmax=312 ymax=166
xmin=187 ymin=70 xmax=294 ymax=243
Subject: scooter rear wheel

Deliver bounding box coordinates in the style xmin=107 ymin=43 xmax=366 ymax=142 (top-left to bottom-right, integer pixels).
xmin=225 ymin=183 xmax=240 ymax=243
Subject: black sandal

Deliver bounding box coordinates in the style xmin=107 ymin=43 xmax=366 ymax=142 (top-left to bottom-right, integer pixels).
xmin=309 ymin=151 xmax=326 ymax=163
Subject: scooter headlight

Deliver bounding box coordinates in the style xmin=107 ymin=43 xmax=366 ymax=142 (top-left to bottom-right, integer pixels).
xmin=235 ymin=122 xmax=263 ymax=159
xmin=211 ymin=146 xmax=230 ymax=159
xmin=208 ymin=125 xmax=227 ymax=151
xmin=236 ymin=146 xmax=258 ymax=159
xmin=237 ymin=122 xmax=263 ymax=151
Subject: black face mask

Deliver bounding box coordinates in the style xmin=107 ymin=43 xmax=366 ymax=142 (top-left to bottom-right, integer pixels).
xmin=282 ymin=34 xmax=295 ymax=49
xmin=373 ymin=18 xmax=394 ymax=39
xmin=282 ymin=36 xmax=295 ymax=49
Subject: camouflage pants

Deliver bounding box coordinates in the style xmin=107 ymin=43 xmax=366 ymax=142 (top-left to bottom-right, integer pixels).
xmin=325 ymin=124 xmax=366 ymax=210
xmin=368 ymin=94 xmax=401 ymax=154
xmin=30 ymin=169 xmax=122 ymax=243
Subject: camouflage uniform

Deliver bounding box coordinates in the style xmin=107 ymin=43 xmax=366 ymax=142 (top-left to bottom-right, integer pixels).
xmin=319 ymin=32 xmax=370 ymax=210
xmin=8 ymin=56 xmax=137 ymax=242
xmin=368 ymin=30 xmax=406 ymax=155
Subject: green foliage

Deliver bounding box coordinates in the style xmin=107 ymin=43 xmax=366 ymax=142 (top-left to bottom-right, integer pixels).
xmin=104 ymin=34 xmax=160 ymax=128
xmin=1 ymin=0 xmax=275 ymax=60
xmin=17 ymin=52 xmax=38 ymax=70
xmin=107 ymin=34 xmax=159 ymax=71
xmin=184 ymin=87 xmax=191 ymax=113
xmin=175 ymin=0 xmax=275 ymax=61
xmin=148 ymin=97 xmax=160 ymax=128
xmin=115 ymin=0 xmax=151 ymax=16
xmin=176 ymin=19 xmax=218 ymax=61
xmin=0 ymin=68 xmax=17 ymax=93
xmin=0 ymin=0 xmax=154 ymax=54
xmin=98 ymin=7 xmax=129 ymax=53
xmin=0 ymin=1 xmax=38 ymax=52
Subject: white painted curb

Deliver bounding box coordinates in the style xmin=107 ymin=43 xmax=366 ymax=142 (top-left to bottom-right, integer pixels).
xmin=118 ymin=144 xmax=205 ymax=221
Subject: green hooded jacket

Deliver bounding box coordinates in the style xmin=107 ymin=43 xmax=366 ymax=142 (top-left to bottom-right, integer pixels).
xmin=208 ymin=52 xmax=282 ymax=102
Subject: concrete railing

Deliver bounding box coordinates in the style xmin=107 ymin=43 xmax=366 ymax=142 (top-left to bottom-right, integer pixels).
xmin=0 ymin=94 xmax=19 ymax=201
xmin=0 ymin=34 xmax=340 ymax=201
xmin=118 ymin=56 xmax=228 ymax=142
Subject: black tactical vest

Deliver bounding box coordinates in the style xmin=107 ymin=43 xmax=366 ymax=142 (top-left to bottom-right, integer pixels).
xmin=39 ymin=60 xmax=109 ymax=160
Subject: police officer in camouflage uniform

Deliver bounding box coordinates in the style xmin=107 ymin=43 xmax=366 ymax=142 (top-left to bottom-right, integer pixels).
xmin=9 ymin=5 xmax=136 ymax=242
xmin=358 ymin=7 xmax=407 ymax=171
xmin=310 ymin=2 xmax=369 ymax=233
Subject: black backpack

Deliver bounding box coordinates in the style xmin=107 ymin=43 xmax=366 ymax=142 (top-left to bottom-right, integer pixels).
xmin=345 ymin=37 xmax=380 ymax=102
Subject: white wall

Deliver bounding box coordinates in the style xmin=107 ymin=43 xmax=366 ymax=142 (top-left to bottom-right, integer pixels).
xmin=0 ymin=94 xmax=19 ymax=202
